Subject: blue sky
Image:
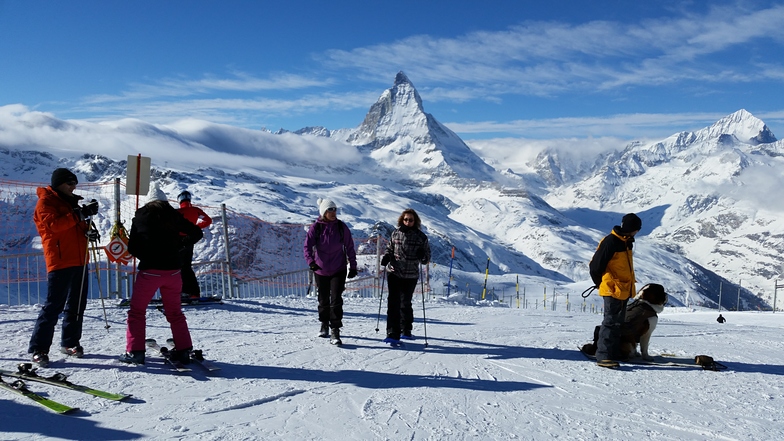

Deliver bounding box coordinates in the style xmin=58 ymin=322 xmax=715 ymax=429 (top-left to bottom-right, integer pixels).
xmin=1 ymin=0 xmax=783 ymax=142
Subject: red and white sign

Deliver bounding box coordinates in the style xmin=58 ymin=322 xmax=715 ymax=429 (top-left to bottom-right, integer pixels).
xmin=104 ymin=236 xmax=131 ymax=264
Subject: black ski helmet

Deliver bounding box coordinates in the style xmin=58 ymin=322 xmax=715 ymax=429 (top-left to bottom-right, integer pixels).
xmin=177 ymin=190 xmax=192 ymax=203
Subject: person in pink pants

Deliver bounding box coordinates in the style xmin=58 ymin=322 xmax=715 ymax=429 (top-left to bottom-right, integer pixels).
xmin=119 ymin=183 xmax=204 ymax=365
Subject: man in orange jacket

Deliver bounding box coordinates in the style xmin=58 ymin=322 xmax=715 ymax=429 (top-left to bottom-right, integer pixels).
xmin=176 ymin=190 xmax=212 ymax=302
xmin=29 ymin=168 xmax=99 ymax=366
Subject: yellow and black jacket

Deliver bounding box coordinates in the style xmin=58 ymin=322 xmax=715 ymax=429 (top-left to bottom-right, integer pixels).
xmin=589 ymin=227 xmax=636 ymax=300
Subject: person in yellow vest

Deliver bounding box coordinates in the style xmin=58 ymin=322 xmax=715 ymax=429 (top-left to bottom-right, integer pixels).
xmin=589 ymin=213 xmax=642 ymax=369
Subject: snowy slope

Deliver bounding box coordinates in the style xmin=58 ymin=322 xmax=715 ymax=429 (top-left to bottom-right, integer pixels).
xmin=1 ymin=297 xmax=782 ymax=440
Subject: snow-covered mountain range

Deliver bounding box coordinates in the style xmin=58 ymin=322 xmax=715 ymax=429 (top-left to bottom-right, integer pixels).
xmin=0 ymin=72 xmax=779 ymax=310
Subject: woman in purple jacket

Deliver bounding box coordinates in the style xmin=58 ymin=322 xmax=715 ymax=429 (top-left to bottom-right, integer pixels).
xmin=303 ymin=198 xmax=358 ymax=345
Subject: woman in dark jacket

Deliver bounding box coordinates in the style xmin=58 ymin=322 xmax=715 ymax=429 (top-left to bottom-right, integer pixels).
xmin=119 ymin=184 xmax=203 ymax=364
xmin=381 ymin=208 xmax=430 ymax=344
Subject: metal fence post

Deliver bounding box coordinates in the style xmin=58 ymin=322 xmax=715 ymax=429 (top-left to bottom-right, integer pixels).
xmin=220 ymin=204 xmax=236 ymax=299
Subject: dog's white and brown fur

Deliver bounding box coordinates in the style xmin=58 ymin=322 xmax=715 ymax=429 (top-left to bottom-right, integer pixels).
xmin=582 ymin=283 xmax=668 ymax=361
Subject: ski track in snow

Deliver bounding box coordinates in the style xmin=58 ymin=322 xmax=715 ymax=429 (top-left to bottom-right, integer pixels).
xmin=203 ymin=388 xmax=309 ymax=414
xmin=0 ymin=298 xmax=783 ymax=440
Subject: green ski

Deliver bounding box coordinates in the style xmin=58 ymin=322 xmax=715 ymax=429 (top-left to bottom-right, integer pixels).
xmin=0 ymin=375 xmax=78 ymax=414
xmin=1 ymin=364 xmax=131 ymax=401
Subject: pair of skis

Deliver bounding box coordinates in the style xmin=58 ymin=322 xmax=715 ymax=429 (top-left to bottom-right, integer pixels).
xmin=144 ymin=339 xmax=220 ymax=372
xmin=0 ymin=363 xmax=130 ymax=414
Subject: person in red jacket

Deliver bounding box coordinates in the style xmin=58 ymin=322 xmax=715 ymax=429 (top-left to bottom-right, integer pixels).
xmin=176 ymin=190 xmax=212 ymax=302
xmin=28 ymin=168 xmax=99 ymax=366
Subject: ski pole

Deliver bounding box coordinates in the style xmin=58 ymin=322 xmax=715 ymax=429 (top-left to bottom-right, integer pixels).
xmin=420 ymin=264 xmax=428 ymax=348
xmin=305 ymin=269 xmax=314 ymax=297
xmin=375 ymin=268 xmax=386 ymax=332
xmin=89 ymin=234 xmax=111 ymax=331
xmin=76 ymin=237 xmax=91 ymax=324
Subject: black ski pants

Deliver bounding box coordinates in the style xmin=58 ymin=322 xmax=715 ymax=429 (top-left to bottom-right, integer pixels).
xmin=179 ymin=244 xmax=200 ymax=298
xmin=386 ymin=272 xmax=418 ymax=339
xmin=28 ymin=265 xmax=88 ymax=354
xmin=595 ymin=295 xmax=629 ymax=361
xmin=315 ymin=270 xmax=346 ymax=329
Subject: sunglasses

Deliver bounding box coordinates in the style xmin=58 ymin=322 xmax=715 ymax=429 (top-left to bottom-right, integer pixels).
xmin=403 ymin=217 xmax=414 ymax=222
xmin=65 ymin=181 xmax=77 ymax=186
xmin=326 ymin=207 xmax=337 ymax=212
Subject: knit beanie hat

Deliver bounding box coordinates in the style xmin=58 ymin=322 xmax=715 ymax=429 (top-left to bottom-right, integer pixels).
xmin=620 ymin=213 xmax=642 ymax=234
xmin=318 ymin=198 xmax=337 ymax=217
xmin=51 ymin=168 xmax=78 ymax=188
xmin=146 ymin=182 xmax=168 ymax=204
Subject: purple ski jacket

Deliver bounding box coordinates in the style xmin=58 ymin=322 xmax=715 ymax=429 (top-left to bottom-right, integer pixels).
xmin=303 ymin=218 xmax=357 ymax=277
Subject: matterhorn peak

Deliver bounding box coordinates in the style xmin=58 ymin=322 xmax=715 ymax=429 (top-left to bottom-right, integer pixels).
xmin=394 ymin=71 xmax=412 ymax=86
xmin=346 ymin=71 xmax=424 ymax=145
xmin=344 ymin=72 xmax=495 ymax=182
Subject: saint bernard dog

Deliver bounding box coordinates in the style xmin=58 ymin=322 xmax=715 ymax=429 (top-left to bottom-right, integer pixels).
xmin=582 ymin=283 xmax=668 ymax=361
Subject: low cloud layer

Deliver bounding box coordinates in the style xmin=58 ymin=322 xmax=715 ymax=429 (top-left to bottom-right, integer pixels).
xmin=0 ymin=105 xmax=361 ymax=176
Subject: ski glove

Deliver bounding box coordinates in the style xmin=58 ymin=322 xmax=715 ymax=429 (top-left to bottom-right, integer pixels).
xmin=347 ymin=268 xmax=357 ymax=279
xmin=380 ymin=255 xmax=391 ymax=266
xmin=86 ymin=229 xmax=101 ymax=242
xmin=309 ymin=262 xmax=321 ymax=271
xmin=77 ymin=199 xmax=99 ymax=220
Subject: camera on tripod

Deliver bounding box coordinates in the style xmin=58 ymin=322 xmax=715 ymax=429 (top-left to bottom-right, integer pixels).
xmin=80 ymin=199 xmax=101 ymax=242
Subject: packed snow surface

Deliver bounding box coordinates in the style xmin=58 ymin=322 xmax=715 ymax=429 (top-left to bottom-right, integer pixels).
xmin=1 ymin=296 xmax=782 ymax=440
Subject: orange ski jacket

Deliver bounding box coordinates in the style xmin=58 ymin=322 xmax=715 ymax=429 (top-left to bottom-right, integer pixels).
xmin=33 ymin=186 xmax=90 ymax=272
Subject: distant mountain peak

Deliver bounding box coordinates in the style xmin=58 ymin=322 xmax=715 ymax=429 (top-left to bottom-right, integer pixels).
xmin=701 ymin=109 xmax=777 ymax=145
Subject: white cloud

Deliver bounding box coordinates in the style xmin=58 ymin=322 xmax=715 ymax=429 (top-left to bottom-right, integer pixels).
xmin=0 ymin=105 xmax=361 ymax=176
xmin=447 ymin=112 xmax=738 ymax=140
xmin=322 ymin=4 xmax=784 ymax=97
xmin=466 ymin=136 xmax=625 ymax=174
xmin=73 ymin=91 xmax=379 ymax=127
xmin=84 ymin=72 xmax=332 ymax=104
